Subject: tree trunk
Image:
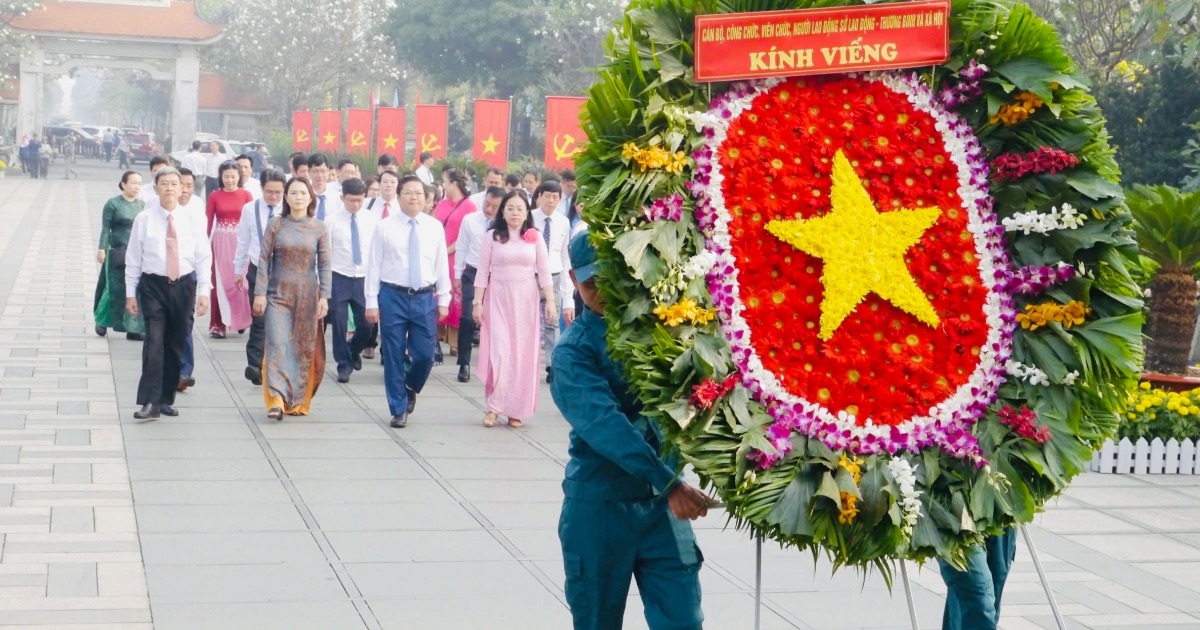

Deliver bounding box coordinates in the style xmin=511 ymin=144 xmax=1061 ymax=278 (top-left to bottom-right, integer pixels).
xmin=1147 ymin=266 xmax=1198 ymax=374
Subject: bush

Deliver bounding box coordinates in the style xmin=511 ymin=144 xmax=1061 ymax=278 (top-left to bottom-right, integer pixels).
xmin=1122 ymin=383 xmax=1200 ymax=441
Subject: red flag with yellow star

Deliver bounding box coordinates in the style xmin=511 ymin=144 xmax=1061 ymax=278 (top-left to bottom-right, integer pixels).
xmin=545 ymin=96 xmax=587 ymax=170
xmin=292 ymin=111 xmax=314 ymax=152
xmin=375 ymin=107 xmax=406 ymax=164
xmin=346 ymin=108 xmax=372 ymax=156
xmin=415 ymin=104 xmax=448 ymax=161
xmin=316 ymin=110 xmax=342 ymax=154
xmin=472 ymin=99 xmax=510 ymax=169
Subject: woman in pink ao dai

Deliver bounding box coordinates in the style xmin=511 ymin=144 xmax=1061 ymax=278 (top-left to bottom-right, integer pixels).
xmin=472 ymin=191 xmax=558 ymax=428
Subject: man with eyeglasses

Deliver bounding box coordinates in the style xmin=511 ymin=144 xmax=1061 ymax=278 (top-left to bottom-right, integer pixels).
xmin=307 ymin=154 xmax=343 ymax=221
xmin=365 ymin=176 xmax=450 ymax=428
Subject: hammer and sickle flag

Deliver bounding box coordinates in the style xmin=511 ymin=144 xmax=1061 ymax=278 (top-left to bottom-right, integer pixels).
xmin=415 ymin=104 xmax=448 ymax=160
xmin=375 ymin=107 xmax=407 ymax=164
xmin=292 ymin=111 xmax=314 ymax=151
xmin=472 ymin=99 xmax=510 ymax=168
xmin=545 ymin=96 xmax=588 ymax=169
xmin=346 ymin=108 xmax=372 ymax=156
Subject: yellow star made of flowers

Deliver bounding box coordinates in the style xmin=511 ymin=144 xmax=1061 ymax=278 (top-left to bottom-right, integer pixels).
xmin=766 ymin=149 xmax=942 ymax=341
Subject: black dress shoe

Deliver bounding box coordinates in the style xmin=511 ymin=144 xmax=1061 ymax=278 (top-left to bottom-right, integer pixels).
xmin=133 ymin=404 xmax=160 ymax=420
xmin=177 ymin=376 xmax=195 ymax=392
xmin=389 ymin=414 xmax=408 ymax=428
xmin=457 ymin=365 xmax=470 ymax=383
xmin=95 ymin=326 xmax=107 ymax=337
xmin=336 ymin=372 xmax=350 ymax=383
xmin=244 ymin=366 xmax=262 ymax=386
xmin=267 ymin=407 xmax=283 ymax=420
xmin=406 ymin=388 xmax=417 ymax=415
xmin=353 ymin=354 xmax=363 ymax=371
xmin=126 ymin=332 xmax=145 ymax=341
xmin=160 ymin=405 xmax=179 ymax=417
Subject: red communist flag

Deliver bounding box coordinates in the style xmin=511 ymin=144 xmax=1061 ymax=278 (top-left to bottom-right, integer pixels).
xmin=375 ymin=107 xmax=407 ymax=164
xmin=317 ymin=110 xmax=342 ymax=154
xmin=292 ymin=111 xmax=314 ymax=152
xmin=545 ymin=96 xmax=588 ymax=170
xmin=346 ymin=108 xmax=372 ymax=156
xmin=472 ymin=99 xmax=510 ymax=168
xmin=415 ymin=104 xmax=448 ymax=160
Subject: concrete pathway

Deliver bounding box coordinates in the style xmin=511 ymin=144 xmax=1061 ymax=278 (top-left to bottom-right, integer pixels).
xmin=0 ymin=162 xmax=1197 ymax=629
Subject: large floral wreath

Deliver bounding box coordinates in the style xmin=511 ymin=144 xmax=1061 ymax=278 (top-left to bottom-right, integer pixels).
xmin=575 ymin=0 xmax=1144 ymax=573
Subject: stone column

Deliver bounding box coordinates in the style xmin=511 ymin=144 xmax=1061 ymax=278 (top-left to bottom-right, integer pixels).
xmin=16 ymin=41 xmax=44 ymax=142
xmin=170 ymin=45 xmax=200 ymax=154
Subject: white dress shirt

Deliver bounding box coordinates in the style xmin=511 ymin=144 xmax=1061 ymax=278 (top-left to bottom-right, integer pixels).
xmin=326 ymin=207 xmax=380 ymax=278
xmin=532 ymin=209 xmax=575 ymax=309
xmin=180 ymin=151 xmax=207 ymax=178
xmin=204 ymin=153 xmax=222 ymax=179
xmin=467 ymin=191 xmax=488 ymax=213
xmin=414 ymin=165 xmax=434 ymax=185
xmin=125 ymin=202 xmax=213 ymax=297
xmin=138 ymin=186 xmax=158 ymax=206
xmin=365 ymin=212 xmax=451 ymax=309
xmin=454 ymin=211 xmax=491 ymax=280
xmin=313 ymin=188 xmax=344 ymax=222
xmin=242 ymin=177 xmax=262 ymax=201
xmin=233 ymin=199 xmax=279 ymax=275
xmin=365 ymin=195 xmax=399 ymax=220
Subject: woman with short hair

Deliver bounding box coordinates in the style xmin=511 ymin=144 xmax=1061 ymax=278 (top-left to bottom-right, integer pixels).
xmin=94 ymin=170 xmax=147 ymax=340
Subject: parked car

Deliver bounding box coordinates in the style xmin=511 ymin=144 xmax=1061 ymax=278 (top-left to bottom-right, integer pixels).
xmin=42 ymin=126 xmax=100 ymax=157
xmin=125 ymin=132 xmax=158 ymax=164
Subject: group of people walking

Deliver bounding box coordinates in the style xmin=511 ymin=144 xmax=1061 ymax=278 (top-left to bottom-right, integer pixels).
xmin=98 ymin=151 xmax=584 ymax=429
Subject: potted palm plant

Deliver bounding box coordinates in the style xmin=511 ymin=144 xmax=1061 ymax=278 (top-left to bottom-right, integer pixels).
xmin=1127 ymin=184 xmax=1200 ymax=378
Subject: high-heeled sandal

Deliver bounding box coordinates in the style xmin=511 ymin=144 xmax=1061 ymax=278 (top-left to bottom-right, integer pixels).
xmin=483 ymin=412 xmax=498 ymax=427
xmin=507 ymin=418 xmax=524 ymax=428
xmin=267 ymin=407 xmax=283 ymax=420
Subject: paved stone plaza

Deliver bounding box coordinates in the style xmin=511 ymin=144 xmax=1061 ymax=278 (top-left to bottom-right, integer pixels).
xmin=0 ymin=163 xmax=1197 ymax=629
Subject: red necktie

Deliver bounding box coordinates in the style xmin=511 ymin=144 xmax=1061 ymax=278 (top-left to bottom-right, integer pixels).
xmin=383 ymin=201 xmax=390 ymax=219
xmin=166 ymin=214 xmax=180 ymax=281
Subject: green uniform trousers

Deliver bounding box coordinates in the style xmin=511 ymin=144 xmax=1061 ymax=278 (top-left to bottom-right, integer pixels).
xmin=938 ymin=528 xmax=1018 ymax=630
xmin=559 ymin=497 xmax=704 ymax=630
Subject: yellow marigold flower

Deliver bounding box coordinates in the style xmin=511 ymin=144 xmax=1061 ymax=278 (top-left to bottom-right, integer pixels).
xmin=1061 ymin=300 xmax=1090 ymax=327
xmin=838 ymin=492 xmax=859 ymax=524
xmin=1140 ymin=382 xmax=1151 ymax=390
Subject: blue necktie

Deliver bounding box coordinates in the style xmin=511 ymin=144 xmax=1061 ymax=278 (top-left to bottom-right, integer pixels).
xmin=318 ymin=194 xmax=326 ymax=221
xmin=408 ymin=218 xmax=421 ymax=288
xmin=350 ymin=213 xmax=362 ymax=266
xmin=543 ymin=217 xmax=551 ymax=247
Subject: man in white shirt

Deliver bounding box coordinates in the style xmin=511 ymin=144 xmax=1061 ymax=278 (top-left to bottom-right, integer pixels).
xmin=531 ymin=181 xmax=576 ymax=383
xmin=365 ymin=175 xmax=450 ymax=428
xmin=331 ymin=158 xmax=358 ymax=196
xmin=326 ymin=178 xmax=380 ymax=383
xmin=173 ymin=167 xmax=206 ymax=391
xmin=522 ymin=170 xmax=540 ymax=199
xmin=236 ymin=154 xmax=262 ymax=201
xmin=204 ymin=141 xmax=223 ymax=200
xmin=287 ymin=152 xmax=308 ymax=181
xmin=468 ymin=167 xmax=504 ymax=211
xmin=364 ymin=169 xmax=400 ymax=220
xmin=414 ymin=151 xmax=435 ymax=186
xmin=233 ymin=168 xmax=286 ymax=386
xmin=124 ymin=167 xmax=212 ymax=420
xmin=138 ymin=156 xmax=170 ymax=205
xmin=454 ymin=186 xmax=502 ymax=383
xmin=180 ymin=141 xmax=208 ymax=196
xmin=557 ymin=170 xmax=577 ymax=215
xmin=307 ymin=154 xmax=342 ymax=221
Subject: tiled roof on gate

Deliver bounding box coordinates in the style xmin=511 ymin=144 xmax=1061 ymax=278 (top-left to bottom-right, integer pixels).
xmin=8 ymin=1 xmax=223 ymax=42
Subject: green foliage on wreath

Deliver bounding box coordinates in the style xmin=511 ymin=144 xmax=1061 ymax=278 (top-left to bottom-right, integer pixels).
xmin=575 ymin=0 xmax=1144 ymax=575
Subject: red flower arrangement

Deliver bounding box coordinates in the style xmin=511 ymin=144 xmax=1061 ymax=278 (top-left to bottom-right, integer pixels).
xmin=717 ymin=76 xmax=991 ymax=427
xmin=997 ymin=405 xmax=1051 ymax=444
xmin=991 ymin=147 xmax=1080 ymax=181
xmin=690 ymin=374 xmax=739 ymax=410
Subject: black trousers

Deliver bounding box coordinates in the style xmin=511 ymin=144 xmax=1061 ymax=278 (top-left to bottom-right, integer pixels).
xmin=245 ymin=264 xmax=266 ymax=371
xmin=206 ymin=176 xmax=219 ymax=200
xmin=136 ymin=273 xmax=196 ymax=406
xmin=330 ymin=272 xmax=371 ymax=374
xmin=457 ymin=266 xmax=477 ymax=367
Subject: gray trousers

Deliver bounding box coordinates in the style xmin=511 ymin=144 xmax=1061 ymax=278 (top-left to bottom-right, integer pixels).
xmin=540 ymin=272 xmax=562 ymax=369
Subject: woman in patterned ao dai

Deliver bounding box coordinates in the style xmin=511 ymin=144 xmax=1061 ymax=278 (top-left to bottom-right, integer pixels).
xmin=252 ymin=177 xmax=331 ymax=420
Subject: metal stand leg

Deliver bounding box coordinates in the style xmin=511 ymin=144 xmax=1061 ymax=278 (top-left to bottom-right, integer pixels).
xmin=899 ymin=561 xmax=919 ymax=630
xmin=1021 ymin=525 xmax=1067 ymax=630
xmin=754 ymin=535 xmax=763 ymax=630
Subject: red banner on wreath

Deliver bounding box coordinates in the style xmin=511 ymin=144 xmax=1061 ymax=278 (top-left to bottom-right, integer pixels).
xmin=291 ymin=111 xmax=313 ymax=152
xmin=544 ymin=96 xmax=587 ymax=170
xmin=316 ymin=110 xmax=341 ymax=153
xmin=694 ymin=0 xmax=950 ymax=82
xmin=415 ymin=104 xmax=448 ymax=160
xmin=375 ymin=107 xmax=406 ymax=163
xmin=472 ymin=99 xmax=510 ymax=168
xmin=346 ymin=108 xmax=372 ymax=156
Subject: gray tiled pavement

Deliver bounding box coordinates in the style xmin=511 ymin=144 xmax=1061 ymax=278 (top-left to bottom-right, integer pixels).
xmin=0 ymin=163 xmax=1198 ymax=628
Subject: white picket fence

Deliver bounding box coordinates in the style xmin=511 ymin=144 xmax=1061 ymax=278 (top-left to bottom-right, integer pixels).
xmin=1089 ymin=437 xmax=1199 ymax=474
